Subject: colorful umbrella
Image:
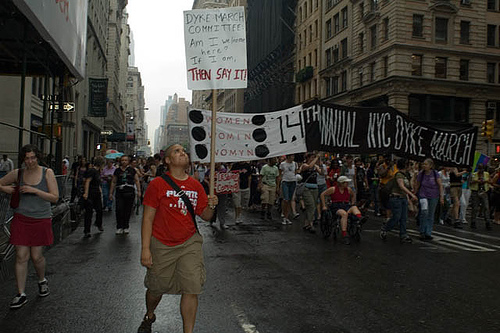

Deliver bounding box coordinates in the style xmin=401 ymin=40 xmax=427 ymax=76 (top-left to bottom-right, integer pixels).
xmin=106 ymin=149 xmax=119 ymax=155
xmin=105 ymin=152 xmax=124 ymax=159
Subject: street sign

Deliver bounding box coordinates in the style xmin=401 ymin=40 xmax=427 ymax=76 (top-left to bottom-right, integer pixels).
xmin=100 ymin=130 xmax=113 ymax=136
xmin=49 ymin=102 xmax=75 ymax=112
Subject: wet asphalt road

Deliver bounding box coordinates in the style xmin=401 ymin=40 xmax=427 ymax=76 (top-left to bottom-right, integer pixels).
xmin=0 ymin=207 xmax=499 ymax=333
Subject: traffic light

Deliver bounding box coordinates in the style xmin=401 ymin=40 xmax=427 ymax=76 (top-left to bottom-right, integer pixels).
xmin=37 ymin=123 xmax=62 ymax=139
xmin=496 ymin=144 xmax=500 ymax=154
xmin=481 ymin=119 xmax=495 ymax=140
xmin=485 ymin=119 xmax=494 ymax=139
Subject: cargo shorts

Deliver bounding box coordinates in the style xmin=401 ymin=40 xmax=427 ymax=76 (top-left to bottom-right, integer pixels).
xmin=144 ymin=233 xmax=206 ymax=296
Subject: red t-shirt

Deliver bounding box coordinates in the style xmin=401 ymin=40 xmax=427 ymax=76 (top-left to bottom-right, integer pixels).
xmin=143 ymin=172 xmax=208 ymax=246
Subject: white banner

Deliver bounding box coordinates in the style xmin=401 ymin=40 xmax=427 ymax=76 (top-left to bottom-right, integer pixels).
xmin=14 ymin=0 xmax=88 ymax=79
xmin=183 ymin=7 xmax=247 ymax=90
xmin=188 ymin=106 xmax=307 ymax=163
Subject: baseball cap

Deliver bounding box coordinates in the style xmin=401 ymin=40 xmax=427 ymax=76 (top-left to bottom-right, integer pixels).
xmin=337 ymin=176 xmax=351 ymax=183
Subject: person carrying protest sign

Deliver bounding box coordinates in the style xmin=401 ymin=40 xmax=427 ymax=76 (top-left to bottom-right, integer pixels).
xmin=138 ymin=144 xmax=218 ymax=333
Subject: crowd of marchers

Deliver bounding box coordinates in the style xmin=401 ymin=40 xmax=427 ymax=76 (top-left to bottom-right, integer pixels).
xmin=192 ymin=153 xmax=500 ymax=245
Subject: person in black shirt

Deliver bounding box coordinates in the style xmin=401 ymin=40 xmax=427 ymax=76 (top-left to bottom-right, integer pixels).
xmin=231 ymin=161 xmax=252 ymax=224
xmin=109 ymin=155 xmax=141 ymax=234
xmin=83 ymin=156 xmax=105 ymax=238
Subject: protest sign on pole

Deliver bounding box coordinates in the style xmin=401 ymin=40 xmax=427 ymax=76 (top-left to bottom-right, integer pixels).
xmin=184 ymin=7 xmax=247 ymax=90
xmin=184 ymin=6 xmax=247 ymax=196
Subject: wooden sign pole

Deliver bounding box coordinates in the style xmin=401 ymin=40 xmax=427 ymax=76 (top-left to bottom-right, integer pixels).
xmin=209 ymin=88 xmax=217 ymax=196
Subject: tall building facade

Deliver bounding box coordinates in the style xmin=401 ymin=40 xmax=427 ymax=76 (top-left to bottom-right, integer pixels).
xmin=319 ymin=0 xmax=500 ymax=153
xmin=104 ymin=0 xmax=128 ymax=135
xmin=295 ymin=0 xmax=322 ymax=104
xmin=244 ymin=0 xmax=297 ymax=113
xmin=126 ymin=67 xmax=146 ymax=155
xmin=72 ymin=0 xmax=111 ymax=159
xmin=164 ymin=94 xmax=191 ymax=150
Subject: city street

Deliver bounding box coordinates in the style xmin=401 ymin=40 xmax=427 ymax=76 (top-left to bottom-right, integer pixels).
xmin=0 ymin=207 xmax=499 ymax=333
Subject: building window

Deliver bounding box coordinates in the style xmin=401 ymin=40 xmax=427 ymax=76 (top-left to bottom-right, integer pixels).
xmin=304 ymin=2 xmax=307 ymax=18
xmin=334 ymin=14 xmax=340 ymax=34
xmin=326 ymin=19 xmax=332 ymax=39
xmin=333 ymin=76 xmax=339 ymax=94
xmin=359 ymin=3 xmax=364 ymax=18
xmin=298 ymin=59 xmax=301 ymax=69
xmin=412 ymin=54 xmax=422 ymax=76
xmin=487 ymin=25 xmax=496 ymax=47
xmin=487 ymin=63 xmax=496 ymax=83
xmin=326 ymin=49 xmax=332 ymax=67
xmin=459 ymin=59 xmax=469 ymax=81
xmin=370 ymin=62 xmax=376 ymax=82
xmin=413 ymin=14 xmax=424 ymax=37
xmin=359 ymin=33 xmax=364 ymax=53
xmin=487 ymin=0 xmax=496 ymax=11
xmin=409 ymin=94 xmax=470 ymax=123
xmin=327 ymin=0 xmax=333 ymax=10
xmin=341 ymin=70 xmax=347 ymax=91
xmin=304 ymin=29 xmax=307 ymax=45
xmin=370 ymin=25 xmax=377 ymax=50
xmin=333 ymin=47 xmax=339 ymax=63
xmin=342 ymin=7 xmax=348 ymax=28
xmin=435 ymin=18 xmax=448 ymax=43
xmin=435 ymin=57 xmax=447 ymax=78
xmin=299 ymin=7 xmax=302 ymax=22
xmin=315 ymin=20 xmax=318 ymax=38
xmin=460 ymin=21 xmax=470 ymax=44
xmin=383 ymin=56 xmax=388 ymax=77
xmin=359 ymin=68 xmax=363 ymax=87
xmin=314 ymin=49 xmax=318 ymax=67
xmin=309 ymin=25 xmax=313 ymax=42
xmin=298 ymin=34 xmax=302 ymax=50
xmin=383 ymin=18 xmax=389 ymax=41
xmin=341 ymin=38 xmax=348 ymax=58
xmin=326 ymin=78 xmax=331 ymax=96
xmin=308 ymin=53 xmax=312 ymax=66
xmin=371 ymin=0 xmax=378 ymax=11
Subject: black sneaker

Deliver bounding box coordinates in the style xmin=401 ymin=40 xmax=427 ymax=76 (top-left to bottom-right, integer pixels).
xmin=453 ymin=222 xmax=463 ymax=229
xmin=400 ymin=236 xmax=412 ymax=244
xmin=379 ymin=230 xmax=387 ymax=241
xmin=137 ymin=314 xmax=156 ymax=333
xmin=38 ymin=279 xmax=49 ymax=297
xmin=10 ymin=294 xmax=27 ymax=309
xmin=84 ymin=233 xmax=91 ymax=238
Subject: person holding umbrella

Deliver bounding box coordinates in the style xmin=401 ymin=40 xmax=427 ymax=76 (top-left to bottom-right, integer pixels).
xmin=109 ymin=155 xmax=141 ymax=234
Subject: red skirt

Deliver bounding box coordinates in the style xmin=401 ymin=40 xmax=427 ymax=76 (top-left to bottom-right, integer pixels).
xmin=10 ymin=213 xmax=53 ymax=247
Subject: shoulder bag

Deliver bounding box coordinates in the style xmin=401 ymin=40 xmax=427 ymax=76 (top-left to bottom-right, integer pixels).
xmin=160 ymin=173 xmax=199 ymax=232
xmin=10 ymin=168 xmax=23 ymax=209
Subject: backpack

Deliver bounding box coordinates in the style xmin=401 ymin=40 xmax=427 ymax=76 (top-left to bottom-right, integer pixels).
xmin=380 ymin=171 xmax=404 ymax=197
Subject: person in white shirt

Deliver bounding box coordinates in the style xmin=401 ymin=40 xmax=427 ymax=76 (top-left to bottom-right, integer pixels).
xmin=279 ymin=155 xmax=299 ymax=225
xmin=0 ymin=154 xmax=14 ymax=178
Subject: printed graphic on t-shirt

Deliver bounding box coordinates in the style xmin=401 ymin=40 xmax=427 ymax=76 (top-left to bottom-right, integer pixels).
xmin=165 ymin=188 xmax=199 ymax=214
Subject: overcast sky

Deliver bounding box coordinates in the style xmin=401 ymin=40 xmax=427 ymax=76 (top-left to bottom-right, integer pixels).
xmin=127 ymin=1 xmax=193 ymax=150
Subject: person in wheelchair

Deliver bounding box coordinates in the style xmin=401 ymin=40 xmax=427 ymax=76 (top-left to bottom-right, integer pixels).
xmin=320 ymin=176 xmax=365 ymax=245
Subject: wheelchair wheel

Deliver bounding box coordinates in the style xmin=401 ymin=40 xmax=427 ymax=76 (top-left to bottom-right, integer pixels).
xmin=320 ymin=209 xmax=333 ymax=239
xmin=332 ymin=218 xmax=340 ymax=241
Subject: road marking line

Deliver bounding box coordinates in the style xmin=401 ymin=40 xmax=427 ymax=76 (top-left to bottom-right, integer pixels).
xmin=406 ymin=230 xmax=496 ymax=252
xmin=430 ymin=230 xmax=500 ymax=249
xmin=435 ymin=229 xmax=500 ymax=242
xmin=231 ymin=303 xmax=260 ymax=333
